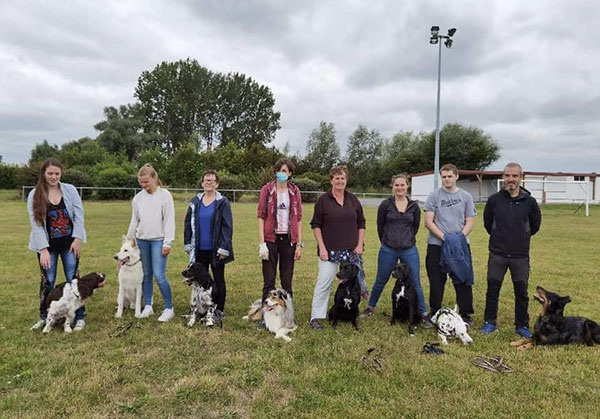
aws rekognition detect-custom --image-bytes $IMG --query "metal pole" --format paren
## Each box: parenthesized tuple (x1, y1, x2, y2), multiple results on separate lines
(434, 38, 442, 190)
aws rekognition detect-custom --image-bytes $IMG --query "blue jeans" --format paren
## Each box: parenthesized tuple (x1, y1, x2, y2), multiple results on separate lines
(368, 245, 427, 315)
(137, 239, 173, 309)
(38, 248, 84, 320)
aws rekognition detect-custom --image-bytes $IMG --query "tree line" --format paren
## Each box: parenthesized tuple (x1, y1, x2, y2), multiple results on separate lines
(0, 58, 500, 196)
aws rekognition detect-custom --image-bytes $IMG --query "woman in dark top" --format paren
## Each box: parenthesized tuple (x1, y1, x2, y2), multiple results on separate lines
(361, 174, 430, 322)
(309, 165, 367, 330)
(27, 158, 87, 331)
(183, 169, 234, 316)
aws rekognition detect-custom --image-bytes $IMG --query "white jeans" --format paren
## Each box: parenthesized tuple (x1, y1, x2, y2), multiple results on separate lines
(310, 259, 339, 320)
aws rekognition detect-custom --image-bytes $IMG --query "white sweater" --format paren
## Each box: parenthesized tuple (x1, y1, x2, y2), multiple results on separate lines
(126, 187, 175, 248)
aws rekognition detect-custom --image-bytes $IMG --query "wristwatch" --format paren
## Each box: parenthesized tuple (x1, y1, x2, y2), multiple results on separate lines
(297, 242, 304, 248)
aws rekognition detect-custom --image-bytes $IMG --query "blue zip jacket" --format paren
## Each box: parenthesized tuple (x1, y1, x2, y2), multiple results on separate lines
(439, 232, 474, 286)
(183, 191, 234, 266)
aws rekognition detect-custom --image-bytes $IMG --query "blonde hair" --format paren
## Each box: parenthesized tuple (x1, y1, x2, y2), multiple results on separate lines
(137, 164, 163, 187)
(391, 173, 410, 187)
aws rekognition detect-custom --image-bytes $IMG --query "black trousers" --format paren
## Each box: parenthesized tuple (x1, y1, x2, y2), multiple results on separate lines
(426, 244, 474, 318)
(483, 252, 529, 328)
(196, 250, 226, 312)
(262, 234, 296, 301)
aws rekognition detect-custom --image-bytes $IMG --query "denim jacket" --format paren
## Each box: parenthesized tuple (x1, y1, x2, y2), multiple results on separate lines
(27, 182, 87, 252)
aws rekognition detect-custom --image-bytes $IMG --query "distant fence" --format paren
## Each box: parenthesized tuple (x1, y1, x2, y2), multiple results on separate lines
(22, 186, 390, 206)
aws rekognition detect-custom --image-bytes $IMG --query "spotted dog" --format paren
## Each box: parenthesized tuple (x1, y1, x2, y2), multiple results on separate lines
(431, 305, 473, 345)
(181, 262, 221, 327)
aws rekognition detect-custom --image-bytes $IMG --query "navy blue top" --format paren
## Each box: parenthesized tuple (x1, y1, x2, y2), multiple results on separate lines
(198, 200, 216, 250)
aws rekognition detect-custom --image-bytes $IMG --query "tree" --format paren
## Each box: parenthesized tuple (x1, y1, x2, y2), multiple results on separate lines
(59, 137, 110, 169)
(345, 124, 384, 187)
(165, 142, 201, 187)
(29, 140, 59, 164)
(135, 59, 281, 154)
(304, 121, 341, 172)
(412, 123, 500, 172)
(94, 104, 155, 160)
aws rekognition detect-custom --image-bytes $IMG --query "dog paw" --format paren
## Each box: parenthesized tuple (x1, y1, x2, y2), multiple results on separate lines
(42, 328, 50, 334)
(115, 313, 122, 318)
(64, 327, 72, 333)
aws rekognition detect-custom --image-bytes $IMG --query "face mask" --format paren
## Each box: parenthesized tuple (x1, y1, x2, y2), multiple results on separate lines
(276, 172, 289, 183)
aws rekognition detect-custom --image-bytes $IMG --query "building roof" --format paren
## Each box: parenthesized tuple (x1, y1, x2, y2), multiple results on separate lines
(410, 169, 598, 178)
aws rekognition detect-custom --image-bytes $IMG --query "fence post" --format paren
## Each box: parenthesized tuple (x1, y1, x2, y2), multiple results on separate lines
(22, 186, 25, 202)
(233, 190, 236, 203)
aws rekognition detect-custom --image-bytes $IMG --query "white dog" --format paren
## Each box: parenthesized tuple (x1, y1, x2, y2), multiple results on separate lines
(431, 305, 473, 345)
(243, 289, 297, 342)
(114, 237, 143, 318)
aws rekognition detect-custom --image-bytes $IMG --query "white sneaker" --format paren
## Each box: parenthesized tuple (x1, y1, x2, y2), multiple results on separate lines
(73, 319, 86, 331)
(139, 305, 154, 318)
(30, 319, 46, 330)
(158, 308, 174, 322)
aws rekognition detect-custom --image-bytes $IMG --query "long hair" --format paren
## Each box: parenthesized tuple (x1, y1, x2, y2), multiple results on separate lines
(33, 158, 63, 225)
(137, 163, 163, 187)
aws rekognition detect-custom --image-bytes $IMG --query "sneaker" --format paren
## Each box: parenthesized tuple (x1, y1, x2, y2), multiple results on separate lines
(515, 326, 532, 339)
(462, 315, 473, 328)
(359, 307, 374, 319)
(73, 319, 85, 331)
(30, 319, 46, 330)
(480, 322, 498, 334)
(309, 319, 324, 330)
(158, 308, 174, 322)
(421, 314, 435, 329)
(139, 305, 154, 318)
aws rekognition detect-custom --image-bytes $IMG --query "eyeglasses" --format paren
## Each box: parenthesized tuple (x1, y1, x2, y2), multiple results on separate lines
(203, 179, 217, 184)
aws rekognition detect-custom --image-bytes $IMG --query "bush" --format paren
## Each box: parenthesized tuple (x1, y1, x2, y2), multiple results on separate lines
(0, 163, 20, 189)
(217, 174, 245, 202)
(95, 167, 139, 200)
(297, 171, 330, 190)
(293, 177, 322, 203)
(61, 169, 91, 198)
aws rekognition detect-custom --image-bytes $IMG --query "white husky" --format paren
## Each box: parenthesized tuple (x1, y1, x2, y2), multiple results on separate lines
(114, 237, 144, 318)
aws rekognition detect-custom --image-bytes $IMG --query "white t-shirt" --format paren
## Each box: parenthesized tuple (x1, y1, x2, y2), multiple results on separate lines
(276, 191, 290, 234)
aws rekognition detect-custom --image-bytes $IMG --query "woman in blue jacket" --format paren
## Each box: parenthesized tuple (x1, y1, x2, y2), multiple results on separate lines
(28, 158, 87, 331)
(361, 174, 429, 322)
(183, 170, 234, 315)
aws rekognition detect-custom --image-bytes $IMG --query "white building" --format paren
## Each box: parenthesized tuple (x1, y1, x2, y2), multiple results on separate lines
(410, 170, 599, 204)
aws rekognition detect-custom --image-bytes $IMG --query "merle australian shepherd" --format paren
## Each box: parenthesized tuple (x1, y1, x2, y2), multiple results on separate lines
(511, 286, 600, 349)
(42, 272, 106, 334)
(181, 262, 220, 327)
(390, 263, 421, 336)
(328, 262, 361, 330)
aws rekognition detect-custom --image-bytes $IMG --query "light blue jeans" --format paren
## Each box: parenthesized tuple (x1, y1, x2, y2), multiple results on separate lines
(39, 248, 85, 321)
(137, 239, 173, 309)
(368, 245, 427, 315)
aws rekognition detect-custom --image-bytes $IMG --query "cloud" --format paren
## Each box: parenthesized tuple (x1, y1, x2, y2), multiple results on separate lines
(0, 0, 598, 174)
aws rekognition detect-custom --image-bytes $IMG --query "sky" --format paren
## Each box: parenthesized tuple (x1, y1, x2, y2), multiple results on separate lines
(1, 0, 599, 173)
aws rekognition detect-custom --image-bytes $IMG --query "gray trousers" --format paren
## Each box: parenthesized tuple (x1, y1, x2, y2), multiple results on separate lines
(310, 259, 339, 320)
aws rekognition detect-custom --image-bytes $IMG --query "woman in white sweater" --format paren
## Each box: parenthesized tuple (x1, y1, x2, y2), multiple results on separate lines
(126, 164, 175, 322)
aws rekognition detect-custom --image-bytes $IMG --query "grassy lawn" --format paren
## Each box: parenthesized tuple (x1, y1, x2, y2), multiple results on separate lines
(1, 190, 599, 418)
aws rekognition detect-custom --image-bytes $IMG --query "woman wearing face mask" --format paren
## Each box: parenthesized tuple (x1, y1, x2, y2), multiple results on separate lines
(257, 158, 303, 302)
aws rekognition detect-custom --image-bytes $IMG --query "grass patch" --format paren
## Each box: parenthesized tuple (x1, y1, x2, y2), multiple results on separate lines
(0, 199, 599, 417)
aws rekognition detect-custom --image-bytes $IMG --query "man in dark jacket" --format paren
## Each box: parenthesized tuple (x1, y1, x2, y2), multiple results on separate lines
(480, 162, 542, 338)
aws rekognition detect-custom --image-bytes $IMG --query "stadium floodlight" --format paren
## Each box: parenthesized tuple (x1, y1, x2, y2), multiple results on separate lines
(429, 26, 457, 189)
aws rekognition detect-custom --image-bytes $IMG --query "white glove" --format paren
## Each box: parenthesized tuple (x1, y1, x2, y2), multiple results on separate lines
(258, 242, 269, 260)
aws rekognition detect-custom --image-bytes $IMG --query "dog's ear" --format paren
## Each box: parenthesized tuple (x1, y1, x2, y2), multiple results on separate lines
(559, 296, 571, 306)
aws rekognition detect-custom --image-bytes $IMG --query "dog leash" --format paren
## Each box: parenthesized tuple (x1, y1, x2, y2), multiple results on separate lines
(110, 321, 139, 338)
(422, 342, 445, 355)
(472, 355, 513, 373)
(360, 347, 384, 372)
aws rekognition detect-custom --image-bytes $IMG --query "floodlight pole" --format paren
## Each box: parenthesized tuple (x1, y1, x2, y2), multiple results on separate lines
(434, 39, 442, 190)
(430, 27, 456, 190)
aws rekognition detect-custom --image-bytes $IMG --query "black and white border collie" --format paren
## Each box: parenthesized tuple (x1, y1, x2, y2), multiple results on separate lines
(390, 263, 420, 336)
(243, 289, 297, 342)
(181, 262, 220, 327)
(42, 272, 106, 334)
(328, 262, 361, 330)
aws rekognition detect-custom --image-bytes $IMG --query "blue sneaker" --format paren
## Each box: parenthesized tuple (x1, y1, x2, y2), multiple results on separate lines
(515, 326, 532, 339)
(480, 322, 498, 334)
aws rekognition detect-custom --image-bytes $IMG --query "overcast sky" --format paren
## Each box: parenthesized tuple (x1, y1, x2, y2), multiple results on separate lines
(1, 0, 599, 173)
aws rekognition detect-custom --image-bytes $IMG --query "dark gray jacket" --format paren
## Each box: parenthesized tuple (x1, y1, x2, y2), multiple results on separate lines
(377, 197, 420, 250)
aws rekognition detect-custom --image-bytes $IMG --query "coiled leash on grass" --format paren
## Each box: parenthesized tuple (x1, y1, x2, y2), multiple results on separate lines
(472, 355, 513, 373)
(110, 321, 139, 338)
(360, 347, 384, 372)
(422, 342, 445, 355)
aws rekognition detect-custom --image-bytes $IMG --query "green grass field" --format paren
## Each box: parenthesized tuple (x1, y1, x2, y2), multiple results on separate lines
(1, 190, 599, 418)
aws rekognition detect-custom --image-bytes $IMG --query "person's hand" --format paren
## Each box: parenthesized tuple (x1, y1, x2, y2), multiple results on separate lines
(70, 238, 82, 258)
(259, 242, 269, 260)
(294, 246, 302, 261)
(218, 254, 226, 260)
(319, 247, 329, 261)
(353, 244, 364, 256)
(39, 248, 51, 270)
(162, 246, 170, 256)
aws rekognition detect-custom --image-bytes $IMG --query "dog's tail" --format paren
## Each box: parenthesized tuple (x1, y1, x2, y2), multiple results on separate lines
(242, 299, 263, 321)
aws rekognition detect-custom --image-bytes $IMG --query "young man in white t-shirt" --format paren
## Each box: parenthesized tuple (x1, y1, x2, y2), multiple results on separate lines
(424, 164, 476, 325)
